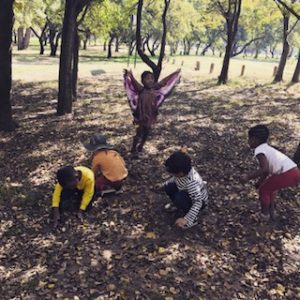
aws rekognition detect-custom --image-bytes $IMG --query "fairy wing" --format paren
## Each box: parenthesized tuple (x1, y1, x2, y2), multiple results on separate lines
(155, 70, 181, 107)
(123, 72, 142, 113)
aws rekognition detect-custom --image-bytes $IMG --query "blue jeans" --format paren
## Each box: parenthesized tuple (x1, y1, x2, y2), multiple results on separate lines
(164, 182, 192, 213)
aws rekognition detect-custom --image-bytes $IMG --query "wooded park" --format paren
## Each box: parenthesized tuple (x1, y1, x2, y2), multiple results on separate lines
(0, 0, 300, 299)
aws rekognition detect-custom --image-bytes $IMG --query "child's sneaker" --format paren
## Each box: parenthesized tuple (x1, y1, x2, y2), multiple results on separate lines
(164, 203, 177, 212)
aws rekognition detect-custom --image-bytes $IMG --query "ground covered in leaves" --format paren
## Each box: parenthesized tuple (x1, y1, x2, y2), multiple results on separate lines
(1, 76, 300, 300)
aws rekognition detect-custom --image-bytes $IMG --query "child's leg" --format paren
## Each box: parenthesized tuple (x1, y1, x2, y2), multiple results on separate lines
(137, 126, 150, 152)
(131, 126, 142, 153)
(259, 168, 300, 216)
(59, 189, 80, 213)
(165, 182, 179, 201)
(173, 191, 193, 214)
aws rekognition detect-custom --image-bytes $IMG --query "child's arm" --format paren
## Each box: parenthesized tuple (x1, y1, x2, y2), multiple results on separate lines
(52, 183, 62, 228)
(182, 182, 207, 227)
(241, 153, 269, 183)
(79, 178, 95, 211)
(157, 69, 181, 88)
(124, 69, 143, 92)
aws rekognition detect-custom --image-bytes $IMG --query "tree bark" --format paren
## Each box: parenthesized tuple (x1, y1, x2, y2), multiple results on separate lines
(115, 36, 119, 52)
(0, 0, 16, 131)
(201, 43, 212, 56)
(107, 35, 114, 59)
(23, 28, 31, 49)
(136, 0, 171, 81)
(57, 0, 91, 115)
(292, 48, 300, 82)
(72, 33, 80, 101)
(49, 26, 61, 56)
(103, 39, 107, 51)
(30, 22, 48, 55)
(57, 1, 77, 115)
(218, 0, 242, 85)
(17, 27, 24, 50)
(274, 15, 290, 82)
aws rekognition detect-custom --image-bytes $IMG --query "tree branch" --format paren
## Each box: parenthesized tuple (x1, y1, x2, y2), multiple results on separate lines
(232, 36, 264, 57)
(274, 0, 300, 19)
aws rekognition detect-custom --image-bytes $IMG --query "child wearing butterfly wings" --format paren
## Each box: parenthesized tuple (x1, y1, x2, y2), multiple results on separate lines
(124, 69, 181, 157)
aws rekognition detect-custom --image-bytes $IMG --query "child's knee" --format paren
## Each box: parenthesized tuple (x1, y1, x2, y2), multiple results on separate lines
(164, 182, 177, 196)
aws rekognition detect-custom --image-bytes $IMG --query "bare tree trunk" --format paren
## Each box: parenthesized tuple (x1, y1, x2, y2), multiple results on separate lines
(30, 22, 48, 55)
(201, 43, 212, 56)
(274, 15, 290, 82)
(136, 0, 171, 81)
(292, 48, 300, 82)
(218, 0, 242, 85)
(57, 1, 77, 115)
(0, 0, 16, 131)
(107, 35, 114, 59)
(115, 36, 119, 52)
(49, 27, 62, 57)
(103, 39, 107, 51)
(23, 28, 31, 48)
(72, 32, 80, 101)
(17, 27, 24, 50)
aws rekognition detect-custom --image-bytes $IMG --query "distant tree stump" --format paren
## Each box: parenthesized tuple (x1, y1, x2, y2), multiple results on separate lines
(209, 63, 214, 74)
(195, 61, 200, 71)
(240, 65, 245, 76)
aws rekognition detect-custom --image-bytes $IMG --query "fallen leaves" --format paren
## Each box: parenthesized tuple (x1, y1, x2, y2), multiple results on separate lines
(145, 231, 157, 239)
(1, 78, 300, 300)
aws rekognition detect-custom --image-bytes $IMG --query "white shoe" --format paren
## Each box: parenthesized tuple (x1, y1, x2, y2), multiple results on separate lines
(164, 203, 177, 212)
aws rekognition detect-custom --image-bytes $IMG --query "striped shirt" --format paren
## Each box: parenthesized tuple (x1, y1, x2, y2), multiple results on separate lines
(165, 168, 208, 227)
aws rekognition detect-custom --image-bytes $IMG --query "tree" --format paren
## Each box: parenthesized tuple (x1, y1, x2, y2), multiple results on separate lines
(14, 0, 46, 50)
(211, 0, 242, 85)
(136, 0, 171, 81)
(30, 22, 48, 55)
(0, 0, 16, 131)
(57, 0, 92, 115)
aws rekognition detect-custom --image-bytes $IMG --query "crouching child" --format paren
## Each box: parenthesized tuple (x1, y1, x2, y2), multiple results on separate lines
(163, 151, 208, 229)
(52, 166, 95, 228)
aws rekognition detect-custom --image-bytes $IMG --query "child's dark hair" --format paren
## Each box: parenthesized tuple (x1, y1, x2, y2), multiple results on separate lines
(248, 125, 269, 143)
(57, 166, 77, 186)
(141, 71, 153, 82)
(165, 151, 192, 175)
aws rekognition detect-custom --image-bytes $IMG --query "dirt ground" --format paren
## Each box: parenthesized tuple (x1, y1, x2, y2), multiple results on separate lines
(0, 76, 300, 300)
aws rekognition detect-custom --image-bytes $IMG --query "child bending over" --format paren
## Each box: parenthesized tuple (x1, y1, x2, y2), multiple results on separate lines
(52, 166, 95, 228)
(84, 134, 128, 195)
(124, 69, 181, 157)
(163, 151, 208, 229)
(241, 125, 300, 220)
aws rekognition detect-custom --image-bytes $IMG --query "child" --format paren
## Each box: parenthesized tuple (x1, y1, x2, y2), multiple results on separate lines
(52, 166, 95, 228)
(124, 69, 181, 157)
(241, 125, 300, 220)
(84, 134, 128, 195)
(294, 142, 300, 167)
(163, 151, 208, 228)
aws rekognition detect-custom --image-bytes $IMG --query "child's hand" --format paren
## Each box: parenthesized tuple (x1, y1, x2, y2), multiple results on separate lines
(123, 69, 131, 76)
(53, 208, 60, 229)
(175, 218, 187, 228)
(240, 174, 249, 183)
(155, 183, 165, 192)
(77, 211, 84, 222)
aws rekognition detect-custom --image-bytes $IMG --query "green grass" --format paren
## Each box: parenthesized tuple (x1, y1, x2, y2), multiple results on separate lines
(12, 42, 299, 84)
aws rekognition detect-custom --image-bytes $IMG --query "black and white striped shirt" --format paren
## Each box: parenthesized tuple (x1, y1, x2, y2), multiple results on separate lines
(165, 168, 208, 227)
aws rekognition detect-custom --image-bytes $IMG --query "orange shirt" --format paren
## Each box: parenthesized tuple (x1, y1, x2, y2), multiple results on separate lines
(92, 150, 128, 182)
